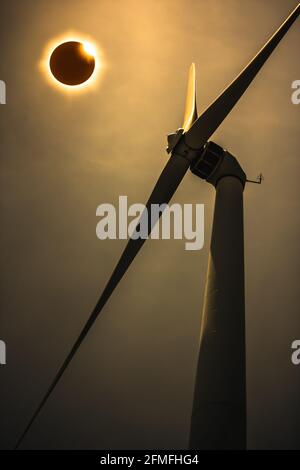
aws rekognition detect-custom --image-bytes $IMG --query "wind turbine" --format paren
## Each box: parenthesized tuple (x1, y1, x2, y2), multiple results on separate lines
(15, 3, 300, 450)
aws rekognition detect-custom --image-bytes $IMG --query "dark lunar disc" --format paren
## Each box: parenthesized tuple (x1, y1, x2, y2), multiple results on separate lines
(49, 41, 95, 86)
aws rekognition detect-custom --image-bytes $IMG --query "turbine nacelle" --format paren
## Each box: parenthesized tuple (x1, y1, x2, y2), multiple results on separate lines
(191, 142, 246, 188)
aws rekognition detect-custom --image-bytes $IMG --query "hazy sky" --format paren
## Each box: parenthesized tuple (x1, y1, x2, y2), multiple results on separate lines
(0, 0, 299, 450)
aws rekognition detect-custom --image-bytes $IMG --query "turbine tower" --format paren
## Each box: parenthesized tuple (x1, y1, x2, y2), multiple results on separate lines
(189, 116, 247, 450)
(15, 3, 300, 450)
(170, 64, 248, 449)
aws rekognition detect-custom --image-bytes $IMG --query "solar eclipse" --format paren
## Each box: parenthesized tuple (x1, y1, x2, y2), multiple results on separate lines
(49, 41, 95, 86)
(41, 33, 101, 92)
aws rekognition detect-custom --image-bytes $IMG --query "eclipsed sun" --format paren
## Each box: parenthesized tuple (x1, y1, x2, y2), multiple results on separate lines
(41, 33, 102, 93)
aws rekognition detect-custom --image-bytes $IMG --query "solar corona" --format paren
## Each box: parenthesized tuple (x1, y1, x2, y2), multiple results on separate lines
(41, 33, 101, 92)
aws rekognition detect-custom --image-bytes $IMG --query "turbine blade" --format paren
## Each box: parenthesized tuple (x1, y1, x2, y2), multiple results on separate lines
(185, 3, 300, 149)
(182, 63, 198, 132)
(14, 153, 190, 449)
